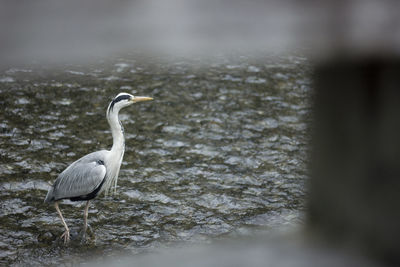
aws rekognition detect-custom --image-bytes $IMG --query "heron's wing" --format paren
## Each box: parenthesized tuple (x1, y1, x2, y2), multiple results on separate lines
(50, 158, 107, 201)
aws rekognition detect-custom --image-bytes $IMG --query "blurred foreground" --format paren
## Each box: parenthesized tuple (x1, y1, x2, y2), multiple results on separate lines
(1, 0, 399, 65)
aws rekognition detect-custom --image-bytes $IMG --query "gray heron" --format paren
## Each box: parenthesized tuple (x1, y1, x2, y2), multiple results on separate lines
(44, 92, 153, 243)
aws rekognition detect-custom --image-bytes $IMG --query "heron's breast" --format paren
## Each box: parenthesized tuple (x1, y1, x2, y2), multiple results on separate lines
(105, 150, 124, 179)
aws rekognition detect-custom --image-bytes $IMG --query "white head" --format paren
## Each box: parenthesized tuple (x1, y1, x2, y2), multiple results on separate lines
(107, 92, 153, 114)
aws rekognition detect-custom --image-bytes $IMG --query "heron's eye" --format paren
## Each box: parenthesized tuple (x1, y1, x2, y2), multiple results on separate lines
(108, 94, 132, 112)
(114, 94, 131, 103)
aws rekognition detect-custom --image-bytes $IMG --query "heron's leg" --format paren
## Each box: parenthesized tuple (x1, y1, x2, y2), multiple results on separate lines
(54, 201, 70, 243)
(83, 200, 90, 232)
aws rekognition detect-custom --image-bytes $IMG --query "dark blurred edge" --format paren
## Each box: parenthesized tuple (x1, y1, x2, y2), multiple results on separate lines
(309, 56, 400, 266)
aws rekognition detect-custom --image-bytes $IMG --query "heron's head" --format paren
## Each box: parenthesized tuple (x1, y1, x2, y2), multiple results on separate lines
(108, 92, 153, 113)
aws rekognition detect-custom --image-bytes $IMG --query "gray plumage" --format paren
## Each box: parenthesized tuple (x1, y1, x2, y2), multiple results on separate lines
(45, 151, 107, 202)
(44, 92, 153, 243)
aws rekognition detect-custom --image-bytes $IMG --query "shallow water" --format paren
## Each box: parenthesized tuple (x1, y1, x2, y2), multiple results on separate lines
(0, 53, 311, 265)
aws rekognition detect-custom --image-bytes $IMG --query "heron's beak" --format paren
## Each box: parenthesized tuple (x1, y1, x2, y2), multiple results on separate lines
(132, 96, 153, 103)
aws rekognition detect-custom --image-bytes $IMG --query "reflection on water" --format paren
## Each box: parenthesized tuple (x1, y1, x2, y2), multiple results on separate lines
(0, 53, 311, 265)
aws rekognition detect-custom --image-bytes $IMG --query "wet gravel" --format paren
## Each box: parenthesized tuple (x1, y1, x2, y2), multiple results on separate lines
(0, 53, 312, 265)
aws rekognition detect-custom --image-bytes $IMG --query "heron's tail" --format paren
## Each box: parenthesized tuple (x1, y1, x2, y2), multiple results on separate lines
(44, 186, 55, 203)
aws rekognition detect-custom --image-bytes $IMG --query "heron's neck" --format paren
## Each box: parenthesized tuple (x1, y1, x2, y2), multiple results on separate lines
(107, 110, 125, 155)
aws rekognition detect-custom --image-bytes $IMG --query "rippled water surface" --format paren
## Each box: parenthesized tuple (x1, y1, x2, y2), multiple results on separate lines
(0, 53, 311, 265)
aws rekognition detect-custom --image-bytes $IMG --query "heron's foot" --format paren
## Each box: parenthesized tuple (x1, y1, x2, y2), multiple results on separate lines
(81, 223, 92, 234)
(81, 228, 87, 241)
(80, 224, 95, 244)
(60, 230, 70, 244)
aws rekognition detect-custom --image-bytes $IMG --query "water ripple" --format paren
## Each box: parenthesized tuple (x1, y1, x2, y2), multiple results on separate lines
(0, 53, 311, 265)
